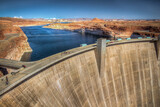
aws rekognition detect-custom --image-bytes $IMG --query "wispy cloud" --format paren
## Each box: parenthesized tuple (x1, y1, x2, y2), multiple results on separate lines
(14, 16, 23, 18)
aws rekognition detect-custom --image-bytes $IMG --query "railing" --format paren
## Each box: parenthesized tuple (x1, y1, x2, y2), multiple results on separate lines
(0, 59, 35, 69)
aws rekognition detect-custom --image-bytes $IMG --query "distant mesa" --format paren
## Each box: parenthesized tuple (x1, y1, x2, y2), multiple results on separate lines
(91, 18, 104, 22)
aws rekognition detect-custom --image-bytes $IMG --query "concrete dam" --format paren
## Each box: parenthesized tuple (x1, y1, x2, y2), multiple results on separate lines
(0, 38, 160, 107)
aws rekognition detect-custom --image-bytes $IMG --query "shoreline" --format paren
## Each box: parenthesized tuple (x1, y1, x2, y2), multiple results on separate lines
(18, 24, 50, 27)
(44, 20, 160, 39)
(44, 25, 112, 38)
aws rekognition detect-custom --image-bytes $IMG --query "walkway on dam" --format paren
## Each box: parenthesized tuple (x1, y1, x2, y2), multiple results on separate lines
(0, 38, 157, 69)
(0, 38, 158, 96)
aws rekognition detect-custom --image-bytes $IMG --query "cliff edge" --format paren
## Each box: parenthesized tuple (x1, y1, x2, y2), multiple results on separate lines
(0, 17, 50, 77)
(45, 18, 160, 38)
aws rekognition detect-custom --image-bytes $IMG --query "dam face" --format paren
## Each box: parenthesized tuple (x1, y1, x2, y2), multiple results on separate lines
(0, 39, 160, 107)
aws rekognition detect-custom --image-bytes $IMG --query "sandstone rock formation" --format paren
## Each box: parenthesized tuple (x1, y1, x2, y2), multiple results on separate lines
(45, 18, 160, 38)
(0, 17, 50, 60)
(0, 17, 50, 77)
(0, 20, 31, 59)
(91, 18, 105, 22)
(0, 17, 50, 26)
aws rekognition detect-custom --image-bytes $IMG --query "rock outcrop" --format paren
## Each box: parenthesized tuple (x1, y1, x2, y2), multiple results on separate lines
(91, 18, 105, 22)
(0, 20, 32, 60)
(0, 17, 50, 77)
(0, 17, 50, 60)
(0, 17, 50, 26)
(45, 19, 160, 38)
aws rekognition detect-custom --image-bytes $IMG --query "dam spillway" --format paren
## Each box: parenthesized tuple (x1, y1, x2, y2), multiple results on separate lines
(0, 38, 160, 107)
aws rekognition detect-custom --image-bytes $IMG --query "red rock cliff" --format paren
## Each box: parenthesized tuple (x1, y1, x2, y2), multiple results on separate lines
(0, 17, 50, 61)
(45, 19, 160, 38)
(0, 20, 32, 61)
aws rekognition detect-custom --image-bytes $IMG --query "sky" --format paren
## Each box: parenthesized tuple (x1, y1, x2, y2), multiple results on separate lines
(0, 0, 160, 19)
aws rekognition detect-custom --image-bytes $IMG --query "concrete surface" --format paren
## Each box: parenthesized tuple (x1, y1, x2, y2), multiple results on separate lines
(0, 38, 159, 107)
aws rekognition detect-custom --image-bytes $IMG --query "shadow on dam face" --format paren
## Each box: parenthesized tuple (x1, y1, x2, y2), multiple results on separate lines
(0, 40, 160, 107)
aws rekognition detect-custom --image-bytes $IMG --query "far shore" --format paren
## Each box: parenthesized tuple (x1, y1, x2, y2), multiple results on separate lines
(17, 24, 50, 27)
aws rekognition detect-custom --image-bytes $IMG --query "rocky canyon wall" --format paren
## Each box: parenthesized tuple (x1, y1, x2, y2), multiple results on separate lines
(0, 20, 32, 60)
(45, 18, 160, 38)
(0, 17, 50, 60)
(0, 17, 50, 76)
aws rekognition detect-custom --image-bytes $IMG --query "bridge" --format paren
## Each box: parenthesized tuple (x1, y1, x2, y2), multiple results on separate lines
(0, 38, 160, 107)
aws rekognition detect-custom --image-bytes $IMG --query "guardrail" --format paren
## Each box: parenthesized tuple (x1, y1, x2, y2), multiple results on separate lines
(0, 59, 35, 69)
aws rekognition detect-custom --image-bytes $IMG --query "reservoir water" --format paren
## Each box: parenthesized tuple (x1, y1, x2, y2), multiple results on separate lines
(21, 25, 99, 61)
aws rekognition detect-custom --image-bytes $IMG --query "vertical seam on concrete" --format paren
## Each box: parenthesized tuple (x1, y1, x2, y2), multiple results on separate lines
(77, 59, 92, 107)
(152, 43, 160, 106)
(79, 53, 98, 107)
(69, 74, 83, 106)
(65, 63, 75, 107)
(141, 43, 148, 107)
(137, 43, 144, 107)
(148, 43, 155, 107)
(121, 46, 130, 107)
(104, 47, 112, 107)
(110, 66, 119, 107)
(55, 79, 68, 107)
(119, 45, 129, 107)
(104, 73, 112, 107)
(98, 49, 107, 107)
(48, 87, 63, 107)
(154, 41, 160, 94)
(122, 63, 130, 107)
(69, 57, 87, 107)
(55, 61, 73, 107)
(9, 92, 24, 107)
(85, 51, 98, 107)
(156, 36, 160, 60)
(77, 54, 92, 107)
(155, 36, 160, 95)
(128, 46, 138, 106)
(99, 77, 107, 107)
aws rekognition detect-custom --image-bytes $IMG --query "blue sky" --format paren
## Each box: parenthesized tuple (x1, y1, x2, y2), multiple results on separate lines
(0, 0, 160, 19)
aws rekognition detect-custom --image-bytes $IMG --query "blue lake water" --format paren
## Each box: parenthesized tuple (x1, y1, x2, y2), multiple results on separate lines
(131, 34, 143, 38)
(21, 25, 100, 61)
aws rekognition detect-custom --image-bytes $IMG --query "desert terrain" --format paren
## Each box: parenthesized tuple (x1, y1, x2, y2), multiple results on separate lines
(0, 17, 160, 77)
(45, 18, 160, 38)
(0, 17, 50, 76)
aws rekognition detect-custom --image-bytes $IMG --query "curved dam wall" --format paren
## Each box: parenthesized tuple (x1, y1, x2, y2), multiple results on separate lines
(0, 40, 160, 107)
